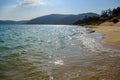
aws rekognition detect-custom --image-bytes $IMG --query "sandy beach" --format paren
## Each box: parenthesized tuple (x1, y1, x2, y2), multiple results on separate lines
(93, 22, 120, 47)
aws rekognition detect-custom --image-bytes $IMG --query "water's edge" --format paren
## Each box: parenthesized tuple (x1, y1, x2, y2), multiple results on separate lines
(0, 25, 120, 80)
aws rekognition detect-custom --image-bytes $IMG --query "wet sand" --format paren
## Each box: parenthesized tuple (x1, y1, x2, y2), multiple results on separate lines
(93, 25, 120, 47)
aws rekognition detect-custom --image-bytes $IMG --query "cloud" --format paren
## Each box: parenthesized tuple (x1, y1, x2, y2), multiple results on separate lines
(14, 0, 45, 8)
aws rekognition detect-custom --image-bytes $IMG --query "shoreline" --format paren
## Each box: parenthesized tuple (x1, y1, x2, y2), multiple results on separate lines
(92, 25, 120, 47)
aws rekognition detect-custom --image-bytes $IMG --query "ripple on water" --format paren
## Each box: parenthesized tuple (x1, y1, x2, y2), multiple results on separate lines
(0, 25, 120, 80)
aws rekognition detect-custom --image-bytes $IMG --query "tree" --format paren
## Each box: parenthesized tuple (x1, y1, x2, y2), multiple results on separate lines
(100, 10, 109, 21)
(112, 7, 120, 17)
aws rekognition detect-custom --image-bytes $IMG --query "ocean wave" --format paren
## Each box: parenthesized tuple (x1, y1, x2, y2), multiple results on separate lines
(75, 31, 120, 56)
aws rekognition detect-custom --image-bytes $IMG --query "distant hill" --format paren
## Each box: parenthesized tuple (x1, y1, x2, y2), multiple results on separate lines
(59, 13, 99, 24)
(0, 20, 28, 24)
(27, 14, 67, 24)
(0, 20, 18, 24)
(0, 13, 99, 25)
(27, 13, 99, 24)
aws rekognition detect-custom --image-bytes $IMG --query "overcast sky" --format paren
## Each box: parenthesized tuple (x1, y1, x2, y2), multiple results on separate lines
(0, 0, 120, 20)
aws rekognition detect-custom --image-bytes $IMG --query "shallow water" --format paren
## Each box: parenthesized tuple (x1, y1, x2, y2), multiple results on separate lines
(0, 25, 120, 80)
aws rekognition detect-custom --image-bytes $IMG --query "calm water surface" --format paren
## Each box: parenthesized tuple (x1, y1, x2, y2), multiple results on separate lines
(0, 25, 120, 80)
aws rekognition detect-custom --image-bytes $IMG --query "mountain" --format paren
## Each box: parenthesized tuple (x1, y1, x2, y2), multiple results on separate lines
(27, 14, 68, 24)
(73, 16, 100, 25)
(0, 13, 99, 25)
(17, 20, 29, 24)
(27, 13, 99, 24)
(0, 20, 28, 24)
(59, 13, 99, 24)
(0, 20, 18, 24)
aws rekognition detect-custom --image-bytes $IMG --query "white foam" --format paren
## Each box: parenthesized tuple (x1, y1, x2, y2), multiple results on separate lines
(75, 32, 120, 55)
(49, 59, 64, 65)
(54, 60, 64, 65)
(49, 76, 54, 80)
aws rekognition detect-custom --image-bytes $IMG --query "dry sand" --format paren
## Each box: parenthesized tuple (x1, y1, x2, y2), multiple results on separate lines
(93, 22, 120, 47)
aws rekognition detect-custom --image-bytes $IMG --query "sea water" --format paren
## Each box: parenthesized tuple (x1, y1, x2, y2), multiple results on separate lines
(0, 25, 120, 80)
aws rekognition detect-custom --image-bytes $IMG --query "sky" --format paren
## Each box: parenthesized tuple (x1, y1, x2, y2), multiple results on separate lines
(0, 0, 120, 21)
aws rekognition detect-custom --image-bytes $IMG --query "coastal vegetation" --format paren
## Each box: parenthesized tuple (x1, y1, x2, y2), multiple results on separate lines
(74, 7, 120, 25)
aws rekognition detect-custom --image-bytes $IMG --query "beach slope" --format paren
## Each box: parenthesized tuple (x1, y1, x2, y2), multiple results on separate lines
(93, 22, 120, 47)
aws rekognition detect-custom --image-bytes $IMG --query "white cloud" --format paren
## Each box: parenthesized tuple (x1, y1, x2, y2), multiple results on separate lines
(14, 0, 45, 8)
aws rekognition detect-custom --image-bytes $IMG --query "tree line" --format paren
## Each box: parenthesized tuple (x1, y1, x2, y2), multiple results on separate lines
(74, 7, 120, 25)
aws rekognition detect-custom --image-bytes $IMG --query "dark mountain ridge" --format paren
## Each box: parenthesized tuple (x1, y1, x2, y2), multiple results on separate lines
(0, 12, 99, 25)
(27, 13, 99, 24)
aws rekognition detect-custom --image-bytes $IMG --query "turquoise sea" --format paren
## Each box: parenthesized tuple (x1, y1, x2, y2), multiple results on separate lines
(0, 25, 120, 80)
